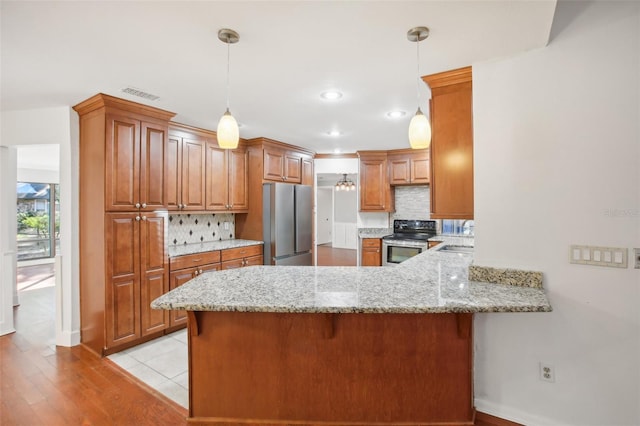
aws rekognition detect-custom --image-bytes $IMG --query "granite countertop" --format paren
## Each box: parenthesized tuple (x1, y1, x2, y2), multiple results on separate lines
(168, 239, 263, 257)
(358, 228, 392, 238)
(152, 237, 552, 314)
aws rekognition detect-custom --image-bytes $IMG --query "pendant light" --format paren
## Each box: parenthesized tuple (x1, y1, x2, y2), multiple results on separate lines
(407, 26, 431, 150)
(217, 28, 240, 149)
(335, 174, 356, 191)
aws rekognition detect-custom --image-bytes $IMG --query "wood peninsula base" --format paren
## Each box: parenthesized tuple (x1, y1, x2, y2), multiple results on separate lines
(187, 311, 475, 425)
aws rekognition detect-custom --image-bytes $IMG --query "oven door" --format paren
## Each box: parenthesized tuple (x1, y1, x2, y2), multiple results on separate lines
(382, 240, 426, 266)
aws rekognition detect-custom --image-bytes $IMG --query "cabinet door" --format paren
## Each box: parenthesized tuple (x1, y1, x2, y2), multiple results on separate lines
(169, 268, 197, 327)
(140, 213, 168, 336)
(244, 255, 264, 267)
(166, 135, 182, 210)
(205, 144, 229, 211)
(181, 137, 207, 210)
(429, 81, 473, 218)
(140, 122, 168, 210)
(410, 154, 430, 184)
(361, 248, 382, 266)
(105, 213, 141, 348)
(263, 148, 285, 181)
(284, 153, 302, 183)
(389, 157, 411, 185)
(302, 157, 314, 186)
(359, 157, 391, 211)
(106, 116, 140, 211)
(228, 149, 249, 211)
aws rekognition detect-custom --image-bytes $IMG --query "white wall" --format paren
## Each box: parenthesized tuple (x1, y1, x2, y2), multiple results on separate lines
(0, 147, 17, 335)
(472, 1, 639, 424)
(0, 107, 80, 345)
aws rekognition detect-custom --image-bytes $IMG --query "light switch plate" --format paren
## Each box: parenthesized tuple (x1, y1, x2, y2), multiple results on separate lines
(569, 245, 628, 268)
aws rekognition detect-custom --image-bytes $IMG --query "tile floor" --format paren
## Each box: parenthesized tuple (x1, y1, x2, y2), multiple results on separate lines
(107, 330, 189, 409)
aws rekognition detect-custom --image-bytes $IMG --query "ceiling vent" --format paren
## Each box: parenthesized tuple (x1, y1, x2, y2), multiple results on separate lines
(121, 87, 160, 101)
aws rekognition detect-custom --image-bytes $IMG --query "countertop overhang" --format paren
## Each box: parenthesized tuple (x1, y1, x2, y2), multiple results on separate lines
(152, 239, 552, 314)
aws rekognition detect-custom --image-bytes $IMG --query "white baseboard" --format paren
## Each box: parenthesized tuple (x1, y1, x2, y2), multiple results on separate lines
(475, 398, 567, 426)
(56, 329, 81, 347)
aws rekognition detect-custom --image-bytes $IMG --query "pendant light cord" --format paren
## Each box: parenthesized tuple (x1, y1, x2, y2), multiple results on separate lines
(226, 38, 230, 110)
(415, 36, 421, 109)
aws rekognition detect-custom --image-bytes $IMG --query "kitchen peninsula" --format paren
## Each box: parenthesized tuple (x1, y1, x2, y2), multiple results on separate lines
(152, 241, 551, 425)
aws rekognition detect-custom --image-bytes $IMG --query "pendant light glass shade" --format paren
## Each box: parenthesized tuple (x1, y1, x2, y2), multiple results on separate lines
(217, 109, 239, 149)
(408, 107, 431, 149)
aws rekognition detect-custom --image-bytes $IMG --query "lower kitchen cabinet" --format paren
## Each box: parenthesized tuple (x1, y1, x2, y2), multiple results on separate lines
(361, 238, 382, 266)
(168, 251, 221, 328)
(104, 212, 169, 353)
(221, 245, 263, 270)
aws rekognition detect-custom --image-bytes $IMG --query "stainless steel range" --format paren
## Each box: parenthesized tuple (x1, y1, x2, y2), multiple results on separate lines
(381, 220, 437, 266)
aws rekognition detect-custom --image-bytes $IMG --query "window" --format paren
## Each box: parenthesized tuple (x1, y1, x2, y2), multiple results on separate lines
(17, 182, 60, 260)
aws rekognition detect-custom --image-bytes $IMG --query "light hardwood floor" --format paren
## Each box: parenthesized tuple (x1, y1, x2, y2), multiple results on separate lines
(316, 243, 357, 266)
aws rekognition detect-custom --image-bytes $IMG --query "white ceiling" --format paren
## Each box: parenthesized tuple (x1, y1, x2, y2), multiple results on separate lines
(1, 1, 557, 154)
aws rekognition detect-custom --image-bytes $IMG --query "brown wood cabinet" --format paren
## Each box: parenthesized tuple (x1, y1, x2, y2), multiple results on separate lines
(302, 156, 314, 186)
(263, 145, 303, 183)
(167, 124, 208, 211)
(388, 149, 430, 185)
(74, 94, 175, 356)
(358, 151, 394, 212)
(206, 142, 249, 212)
(220, 244, 263, 270)
(235, 138, 315, 243)
(423, 66, 474, 219)
(105, 115, 169, 211)
(361, 238, 382, 266)
(168, 251, 222, 328)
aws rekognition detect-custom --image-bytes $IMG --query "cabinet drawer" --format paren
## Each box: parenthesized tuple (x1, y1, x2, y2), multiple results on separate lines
(221, 245, 263, 262)
(169, 251, 221, 271)
(362, 238, 382, 248)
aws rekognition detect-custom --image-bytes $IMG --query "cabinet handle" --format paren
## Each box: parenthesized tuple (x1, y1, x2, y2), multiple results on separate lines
(135, 203, 141, 208)
(194, 270, 199, 276)
(192, 258, 202, 262)
(229, 204, 233, 209)
(225, 204, 230, 209)
(141, 216, 147, 221)
(141, 203, 147, 208)
(135, 216, 141, 221)
(199, 269, 203, 274)
(376, 249, 380, 253)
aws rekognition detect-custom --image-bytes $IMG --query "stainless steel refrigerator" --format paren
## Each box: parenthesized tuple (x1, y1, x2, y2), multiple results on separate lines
(263, 183, 312, 266)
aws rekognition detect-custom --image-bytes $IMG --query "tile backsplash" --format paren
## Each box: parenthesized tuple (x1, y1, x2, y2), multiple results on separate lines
(391, 185, 430, 221)
(168, 213, 235, 245)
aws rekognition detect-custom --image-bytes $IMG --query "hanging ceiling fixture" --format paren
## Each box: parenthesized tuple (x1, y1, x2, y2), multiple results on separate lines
(407, 26, 432, 150)
(335, 174, 356, 191)
(217, 28, 240, 149)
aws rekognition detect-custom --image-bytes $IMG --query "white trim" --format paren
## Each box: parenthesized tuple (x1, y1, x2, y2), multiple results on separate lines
(475, 398, 569, 426)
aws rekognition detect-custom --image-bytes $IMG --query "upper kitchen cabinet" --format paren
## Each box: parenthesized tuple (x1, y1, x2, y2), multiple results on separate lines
(358, 151, 394, 212)
(167, 124, 208, 212)
(388, 149, 430, 186)
(86, 100, 170, 212)
(263, 144, 303, 183)
(301, 156, 314, 186)
(206, 139, 249, 213)
(423, 66, 474, 219)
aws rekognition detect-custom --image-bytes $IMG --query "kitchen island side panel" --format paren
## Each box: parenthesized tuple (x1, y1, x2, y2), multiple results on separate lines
(188, 311, 474, 425)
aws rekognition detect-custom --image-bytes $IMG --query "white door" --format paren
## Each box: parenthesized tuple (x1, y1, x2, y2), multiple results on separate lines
(316, 187, 333, 245)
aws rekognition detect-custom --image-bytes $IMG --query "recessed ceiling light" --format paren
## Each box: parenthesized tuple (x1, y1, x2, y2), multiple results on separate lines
(334, 148, 341, 154)
(320, 91, 343, 100)
(327, 130, 341, 137)
(386, 110, 406, 118)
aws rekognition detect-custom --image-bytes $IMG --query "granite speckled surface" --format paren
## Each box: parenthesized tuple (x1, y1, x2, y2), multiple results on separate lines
(468, 265, 543, 288)
(357, 228, 392, 238)
(152, 238, 551, 314)
(168, 239, 263, 257)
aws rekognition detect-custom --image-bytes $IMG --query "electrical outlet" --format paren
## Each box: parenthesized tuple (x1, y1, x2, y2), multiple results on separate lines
(634, 248, 640, 269)
(224, 222, 230, 230)
(539, 363, 555, 383)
